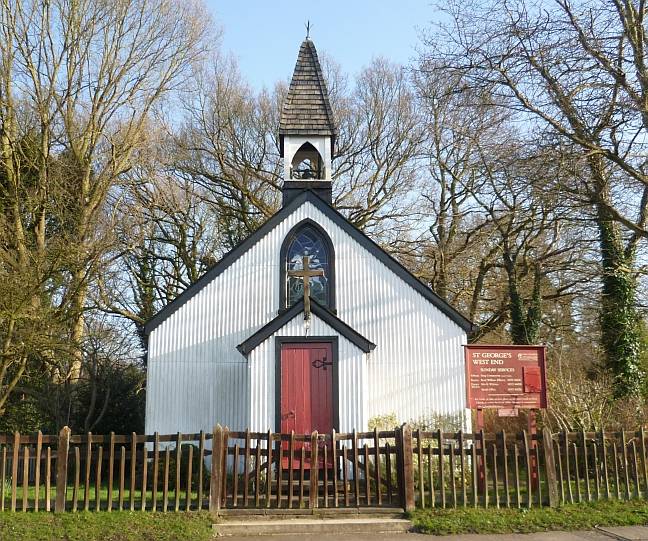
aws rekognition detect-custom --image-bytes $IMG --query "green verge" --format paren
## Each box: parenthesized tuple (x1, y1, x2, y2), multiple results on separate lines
(410, 500, 648, 535)
(0, 511, 214, 541)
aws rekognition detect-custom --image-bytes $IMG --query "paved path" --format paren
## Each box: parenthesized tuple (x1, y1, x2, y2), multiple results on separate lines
(221, 525, 648, 540)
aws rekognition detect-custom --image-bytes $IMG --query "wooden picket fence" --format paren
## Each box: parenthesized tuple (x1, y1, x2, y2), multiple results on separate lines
(0, 429, 213, 513)
(1, 425, 648, 513)
(212, 428, 403, 511)
(411, 427, 648, 509)
(411, 428, 549, 509)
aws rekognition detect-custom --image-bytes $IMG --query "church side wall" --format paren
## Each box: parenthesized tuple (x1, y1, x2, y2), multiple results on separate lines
(146, 303, 250, 435)
(248, 312, 367, 433)
(146, 200, 468, 436)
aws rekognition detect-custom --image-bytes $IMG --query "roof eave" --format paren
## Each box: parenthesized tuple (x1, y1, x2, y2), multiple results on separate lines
(144, 189, 475, 336)
(143, 191, 312, 336)
(302, 190, 476, 334)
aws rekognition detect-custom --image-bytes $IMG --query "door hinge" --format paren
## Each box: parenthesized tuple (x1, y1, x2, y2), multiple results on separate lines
(311, 355, 332, 370)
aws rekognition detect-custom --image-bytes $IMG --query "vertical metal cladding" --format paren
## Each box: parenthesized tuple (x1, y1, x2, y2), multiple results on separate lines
(146, 201, 468, 436)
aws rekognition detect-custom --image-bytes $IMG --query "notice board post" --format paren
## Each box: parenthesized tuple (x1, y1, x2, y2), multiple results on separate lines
(465, 345, 548, 494)
(474, 408, 486, 493)
(528, 409, 539, 490)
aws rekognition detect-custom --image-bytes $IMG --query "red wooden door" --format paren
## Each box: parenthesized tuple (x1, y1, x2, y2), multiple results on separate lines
(280, 342, 333, 467)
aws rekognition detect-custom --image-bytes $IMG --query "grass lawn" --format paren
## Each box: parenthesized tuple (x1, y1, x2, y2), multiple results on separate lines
(3, 499, 648, 539)
(0, 511, 215, 541)
(3, 484, 206, 511)
(410, 499, 648, 535)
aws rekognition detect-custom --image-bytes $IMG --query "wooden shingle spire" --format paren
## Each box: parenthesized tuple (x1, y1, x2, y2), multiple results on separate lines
(279, 40, 336, 140)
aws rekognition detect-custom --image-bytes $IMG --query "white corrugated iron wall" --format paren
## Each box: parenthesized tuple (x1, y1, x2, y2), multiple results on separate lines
(300, 204, 469, 426)
(146, 201, 467, 436)
(248, 312, 367, 433)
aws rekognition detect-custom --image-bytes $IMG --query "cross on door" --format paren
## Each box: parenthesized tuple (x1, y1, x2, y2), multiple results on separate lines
(288, 255, 325, 320)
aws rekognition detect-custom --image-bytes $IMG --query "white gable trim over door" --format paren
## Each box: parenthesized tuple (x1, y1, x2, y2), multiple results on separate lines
(247, 310, 368, 433)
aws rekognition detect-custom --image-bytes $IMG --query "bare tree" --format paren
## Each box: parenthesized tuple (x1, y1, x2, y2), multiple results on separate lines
(0, 0, 212, 411)
(171, 55, 282, 238)
(472, 143, 587, 343)
(413, 69, 506, 310)
(332, 58, 425, 248)
(421, 0, 648, 395)
(96, 165, 228, 352)
(414, 66, 587, 344)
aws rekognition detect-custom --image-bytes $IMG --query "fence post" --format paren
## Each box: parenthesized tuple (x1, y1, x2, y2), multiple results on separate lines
(55, 426, 71, 513)
(10, 431, 19, 512)
(542, 428, 559, 507)
(309, 431, 319, 509)
(396, 424, 415, 512)
(210, 424, 224, 515)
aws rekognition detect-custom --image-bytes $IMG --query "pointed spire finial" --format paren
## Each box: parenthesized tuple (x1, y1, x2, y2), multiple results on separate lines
(305, 20, 311, 40)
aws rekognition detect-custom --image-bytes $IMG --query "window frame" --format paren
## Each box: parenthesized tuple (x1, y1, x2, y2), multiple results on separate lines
(279, 218, 336, 312)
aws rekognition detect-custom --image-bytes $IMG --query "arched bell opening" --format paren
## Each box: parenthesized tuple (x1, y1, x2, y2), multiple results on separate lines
(290, 142, 324, 179)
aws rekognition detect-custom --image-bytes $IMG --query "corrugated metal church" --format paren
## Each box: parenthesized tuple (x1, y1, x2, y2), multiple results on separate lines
(144, 39, 474, 437)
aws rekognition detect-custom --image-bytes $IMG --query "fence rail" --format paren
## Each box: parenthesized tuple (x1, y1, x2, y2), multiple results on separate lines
(0, 425, 646, 513)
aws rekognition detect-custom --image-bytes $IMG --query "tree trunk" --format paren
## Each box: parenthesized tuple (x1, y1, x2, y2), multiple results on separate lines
(504, 245, 543, 345)
(68, 274, 87, 381)
(590, 155, 644, 397)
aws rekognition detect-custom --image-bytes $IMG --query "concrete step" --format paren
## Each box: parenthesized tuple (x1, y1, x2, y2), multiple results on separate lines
(212, 517, 412, 537)
(217, 506, 405, 519)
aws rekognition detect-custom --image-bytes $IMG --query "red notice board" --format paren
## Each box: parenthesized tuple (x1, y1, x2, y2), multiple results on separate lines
(464, 345, 548, 409)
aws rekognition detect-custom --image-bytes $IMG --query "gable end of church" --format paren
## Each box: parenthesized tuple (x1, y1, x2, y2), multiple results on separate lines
(145, 189, 474, 336)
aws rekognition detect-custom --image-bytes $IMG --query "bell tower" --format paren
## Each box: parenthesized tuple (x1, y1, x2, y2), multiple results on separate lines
(279, 38, 336, 206)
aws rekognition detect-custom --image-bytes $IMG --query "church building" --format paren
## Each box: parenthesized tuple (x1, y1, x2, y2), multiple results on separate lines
(144, 39, 474, 436)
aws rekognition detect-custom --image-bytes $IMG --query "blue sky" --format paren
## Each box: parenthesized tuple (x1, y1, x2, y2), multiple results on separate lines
(205, 1, 439, 89)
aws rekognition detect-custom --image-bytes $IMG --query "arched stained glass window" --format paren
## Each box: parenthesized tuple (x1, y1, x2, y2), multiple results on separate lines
(284, 224, 332, 308)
